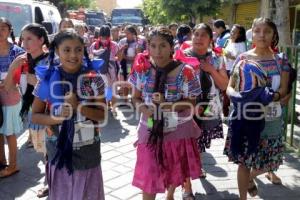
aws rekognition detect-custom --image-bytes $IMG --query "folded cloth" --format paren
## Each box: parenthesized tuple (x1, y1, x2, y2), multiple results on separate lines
(229, 87, 274, 158)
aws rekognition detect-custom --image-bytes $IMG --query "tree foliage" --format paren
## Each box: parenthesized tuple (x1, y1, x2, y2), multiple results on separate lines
(49, 0, 92, 14)
(143, 0, 221, 24)
(143, 0, 170, 25)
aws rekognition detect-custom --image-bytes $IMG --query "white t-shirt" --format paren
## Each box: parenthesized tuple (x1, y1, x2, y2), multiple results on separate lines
(224, 40, 247, 71)
(246, 29, 252, 42)
(118, 38, 138, 58)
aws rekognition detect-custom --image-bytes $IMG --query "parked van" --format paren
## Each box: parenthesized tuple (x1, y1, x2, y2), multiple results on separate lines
(85, 10, 106, 29)
(0, 0, 61, 37)
(111, 8, 145, 26)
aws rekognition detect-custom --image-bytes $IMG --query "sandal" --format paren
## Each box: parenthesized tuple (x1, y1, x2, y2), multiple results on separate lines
(0, 166, 20, 178)
(200, 168, 206, 178)
(37, 187, 49, 198)
(182, 192, 195, 200)
(111, 110, 117, 118)
(247, 180, 258, 197)
(265, 173, 282, 185)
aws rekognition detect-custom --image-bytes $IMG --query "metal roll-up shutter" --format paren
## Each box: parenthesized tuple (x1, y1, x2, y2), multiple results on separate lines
(235, 1, 259, 29)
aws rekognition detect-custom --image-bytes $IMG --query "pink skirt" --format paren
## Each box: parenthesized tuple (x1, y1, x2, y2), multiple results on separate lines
(132, 138, 201, 194)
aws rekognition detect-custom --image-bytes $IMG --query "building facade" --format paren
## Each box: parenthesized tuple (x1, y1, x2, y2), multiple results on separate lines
(202, 0, 300, 44)
(96, 0, 117, 16)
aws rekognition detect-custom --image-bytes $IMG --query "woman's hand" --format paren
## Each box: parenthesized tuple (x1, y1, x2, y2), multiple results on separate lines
(121, 44, 128, 51)
(64, 92, 79, 110)
(224, 51, 231, 58)
(201, 59, 215, 73)
(224, 51, 236, 60)
(26, 73, 37, 86)
(60, 104, 73, 118)
(10, 53, 27, 71)
(152, 92, 165, 104)
(280, 93, 291, 106)
(142, 107, 154, 119)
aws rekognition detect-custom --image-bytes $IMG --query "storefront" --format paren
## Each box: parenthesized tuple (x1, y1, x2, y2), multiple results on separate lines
(235, 0, 260, 29)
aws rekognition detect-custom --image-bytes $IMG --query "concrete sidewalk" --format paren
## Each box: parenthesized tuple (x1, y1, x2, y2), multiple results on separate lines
(0, 109, 300, 200)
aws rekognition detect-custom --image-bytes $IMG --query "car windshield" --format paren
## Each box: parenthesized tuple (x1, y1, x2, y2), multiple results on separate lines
(0, 2, 32, 37)
(86, 18, 105, 26)
(112, 16, 142, 25)
(112, 9, 142, 16)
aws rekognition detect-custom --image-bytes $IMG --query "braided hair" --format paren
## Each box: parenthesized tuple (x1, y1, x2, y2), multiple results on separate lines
(19, 23, 50, 119)
(95, 25, 111, 50)
(192, 23, 215, 110)
(147, 27, 178, 167)
(176, 24, 192, 45)
(48, 28, 92, 74)
(48, 29, 93, 174)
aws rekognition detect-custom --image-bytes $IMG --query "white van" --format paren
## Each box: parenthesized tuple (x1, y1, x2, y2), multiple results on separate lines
(0, 0, 61, 37)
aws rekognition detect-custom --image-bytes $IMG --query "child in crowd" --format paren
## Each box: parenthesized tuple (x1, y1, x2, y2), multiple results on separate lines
(31, 29, 106, 200)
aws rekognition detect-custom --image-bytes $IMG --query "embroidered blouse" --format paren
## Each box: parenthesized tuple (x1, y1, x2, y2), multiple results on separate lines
(128, 62, 202, 143)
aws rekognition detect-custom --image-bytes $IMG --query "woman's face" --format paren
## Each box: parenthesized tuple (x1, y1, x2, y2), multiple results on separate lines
(149, 35, 172, 67)
(56, 38, 84, 73)
(213, 26, 223, 36)
(252, 23, 274, 49)
(76, 26, 85, 36)
(0, 22, 10, 42)
(111, 29, 119, 39)
(100, 36, 109, 41)
(125, 30, 135, 41)
(192, 28, 212, 52)
(170, 26, 177, 37)
(21, 30, 44, 54)
(230, 26, 240, 42)
(60, 21, 74, 31)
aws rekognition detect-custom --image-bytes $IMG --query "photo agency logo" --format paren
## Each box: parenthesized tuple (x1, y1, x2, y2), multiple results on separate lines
(48, 78, 271, 128)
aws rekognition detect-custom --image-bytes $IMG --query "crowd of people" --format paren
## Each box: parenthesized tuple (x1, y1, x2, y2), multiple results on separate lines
(0, 16, 296, 200)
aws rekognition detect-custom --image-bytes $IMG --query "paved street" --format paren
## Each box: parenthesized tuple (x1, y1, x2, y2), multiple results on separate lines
(0, 108, 300, 200)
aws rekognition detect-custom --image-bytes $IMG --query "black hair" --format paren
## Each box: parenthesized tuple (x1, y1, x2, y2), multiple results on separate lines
(59, 18, 74, 30)
(252, 17, 279, 49)
(232, 24, 246, 43)
(0, 17, 16, 44)
(213, 19, 226, 29)
(21, 23, 50, 48)
(19, 23, 50, 119)
(146, 27, 177, 167)
(287, 63, 297, 94)
(188, 22, 196, 29)
(94, 28, 100, 40)
(124, 25, 137, 36)
(193, 23, 214, 49)
(105, 22, 112, 29)
(49, 28, 91, 68)
(99, 25, 111, 37)
(147, 26, 174, 47)
(176, 24, 192, 44)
